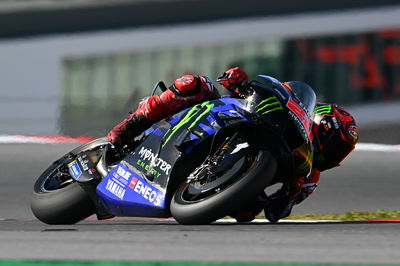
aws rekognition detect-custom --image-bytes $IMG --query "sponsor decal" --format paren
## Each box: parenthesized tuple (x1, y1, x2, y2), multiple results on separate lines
(136, 159, 162, 178)
(256, 96, 284, 115)
(116, 165, 132, 181)
(230, 142, 249, 154)
(348, 126, 359, 139)
(68, 160, 82, 180)
(314, 104, 333, 115)
(98, 163, 166, 209)
(287, 98, 307, 122)
(137, 147, 172, 175)
(288, 111, 309, 141)
(163, 101, 215, 147)
(129, 177, 138, 189)
(77, 156, 89, 171)
(331, 117, 340, 129)
(287, 98, 312, 140)
(109, 165, 132, 186)
(105, 179, 126, 200)
(128, 177, 164, 207)
(103, 164, 134, 200)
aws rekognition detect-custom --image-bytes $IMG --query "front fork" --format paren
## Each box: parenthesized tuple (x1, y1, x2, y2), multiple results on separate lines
(72, 144, 118, 220)
(188, 132, 251, 182)
(209, 132, 240, 165)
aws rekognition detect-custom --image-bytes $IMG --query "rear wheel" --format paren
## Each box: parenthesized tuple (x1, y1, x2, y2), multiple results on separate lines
(170, 149, 277, 225)
(30, 138, 109, 224)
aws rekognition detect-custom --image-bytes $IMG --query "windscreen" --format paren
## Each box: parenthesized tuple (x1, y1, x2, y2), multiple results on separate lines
(286, 81, 316, 116)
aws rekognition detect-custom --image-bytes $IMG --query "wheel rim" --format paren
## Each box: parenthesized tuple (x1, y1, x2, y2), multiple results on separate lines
(179, 154, 257, 202)
(40, 158, 75, 192)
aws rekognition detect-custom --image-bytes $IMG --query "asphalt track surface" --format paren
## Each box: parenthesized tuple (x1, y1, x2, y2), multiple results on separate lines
(0, 143, 400, 264)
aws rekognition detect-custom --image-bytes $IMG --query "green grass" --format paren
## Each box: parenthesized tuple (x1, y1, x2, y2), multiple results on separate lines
(283, 210, 400, 221)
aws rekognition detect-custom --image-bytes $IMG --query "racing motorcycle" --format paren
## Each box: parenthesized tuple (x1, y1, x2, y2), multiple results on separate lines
(31, 75, 316, 225)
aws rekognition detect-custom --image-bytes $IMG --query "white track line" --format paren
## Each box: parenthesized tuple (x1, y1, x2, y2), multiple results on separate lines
(355, 143, 400, 152)
(0, 135, 399, 152)
(215, 218, 337, 223)
(0, 135, 93, 144)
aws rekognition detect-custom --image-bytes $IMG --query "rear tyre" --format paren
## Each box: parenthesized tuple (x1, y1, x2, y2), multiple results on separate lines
(170, 150, 277, 225)
(31, 168, 95, 225)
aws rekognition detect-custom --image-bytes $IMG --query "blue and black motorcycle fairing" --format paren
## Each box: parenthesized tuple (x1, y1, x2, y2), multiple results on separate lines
(95, 96, 250, 218)
(31, 75, 316, 225)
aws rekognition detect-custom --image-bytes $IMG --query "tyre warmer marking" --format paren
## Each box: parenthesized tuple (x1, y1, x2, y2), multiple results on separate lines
(255, 95, 284, 114)
(162, 101, 215, 147)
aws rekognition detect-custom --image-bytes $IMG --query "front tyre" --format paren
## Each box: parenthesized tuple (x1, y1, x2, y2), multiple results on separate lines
(170, 150, 277, 225)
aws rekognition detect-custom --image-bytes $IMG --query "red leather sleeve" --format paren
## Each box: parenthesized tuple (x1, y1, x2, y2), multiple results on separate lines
(133, 84, 216, 122)
(294, 169, 321, 204)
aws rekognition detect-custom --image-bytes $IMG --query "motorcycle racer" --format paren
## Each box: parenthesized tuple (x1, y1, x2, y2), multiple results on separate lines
(107, 67, 359, 223)
(261, 101, 358, 223)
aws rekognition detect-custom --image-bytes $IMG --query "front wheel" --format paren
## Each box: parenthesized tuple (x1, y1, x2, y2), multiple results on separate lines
(30, 138, 109, 224)
(170, 150, 277, 225)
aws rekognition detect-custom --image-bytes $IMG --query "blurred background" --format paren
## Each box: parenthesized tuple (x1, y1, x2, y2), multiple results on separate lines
(1, 0, 400, 143)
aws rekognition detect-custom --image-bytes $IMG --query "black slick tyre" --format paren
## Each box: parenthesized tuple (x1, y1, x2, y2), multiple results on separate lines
(170, 150, 277, 225)
(31, 162, 96, 225)
(30, 138, 109, 224)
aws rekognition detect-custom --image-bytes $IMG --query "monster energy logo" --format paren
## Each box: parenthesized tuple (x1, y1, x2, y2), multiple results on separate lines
(256, 96, 283, 114)
(162, 101, 215, 147)
(314, 105, 332, 115)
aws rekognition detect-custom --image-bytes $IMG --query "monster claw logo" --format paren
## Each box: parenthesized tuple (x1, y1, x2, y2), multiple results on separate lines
(256, 96, 284, 115)
(314, 105, 332, 115)
(162, 101, 215, 147)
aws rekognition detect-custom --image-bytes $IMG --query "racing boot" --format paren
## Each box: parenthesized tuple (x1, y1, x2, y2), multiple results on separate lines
(263, 183, 297, 223)
(107, 113, 152, 146)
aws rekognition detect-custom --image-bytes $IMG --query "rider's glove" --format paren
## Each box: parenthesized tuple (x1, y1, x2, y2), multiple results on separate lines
(217, 67, 249, 96)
